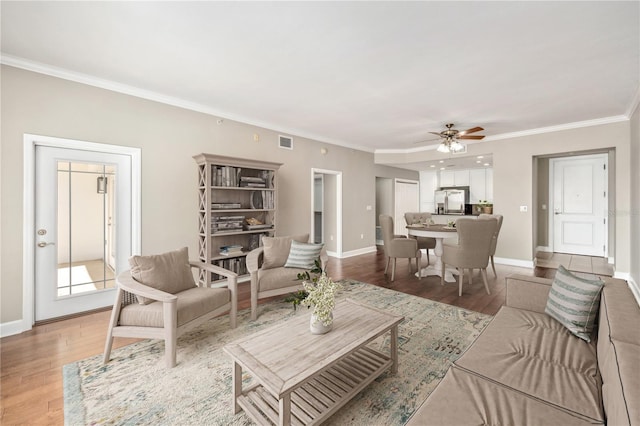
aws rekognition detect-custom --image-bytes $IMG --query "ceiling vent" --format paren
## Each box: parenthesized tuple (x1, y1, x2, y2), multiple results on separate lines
(279, 135, 293, 150)
(451, 144, 468, 154)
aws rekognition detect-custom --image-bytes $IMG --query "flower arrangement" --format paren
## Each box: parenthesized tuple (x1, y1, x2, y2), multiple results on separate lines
(302, 273, 342, 327)
(284, 259, 342, 328)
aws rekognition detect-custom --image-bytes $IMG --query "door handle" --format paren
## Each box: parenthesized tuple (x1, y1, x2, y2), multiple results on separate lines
(554, 212, 562, 215)
(37, 241, 55, 248)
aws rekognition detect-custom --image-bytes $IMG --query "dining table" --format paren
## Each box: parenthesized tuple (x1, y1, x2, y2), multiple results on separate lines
(407, 223, 459, 282)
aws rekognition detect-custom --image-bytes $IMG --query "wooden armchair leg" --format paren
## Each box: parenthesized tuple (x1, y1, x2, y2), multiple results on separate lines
(103, 288, 123, 364)
(163, 301, 178, 368)
(458, 269, 465, 296)
(250, 276, 258, 321)
(384, 257, 390, 275)
(391, 258, 397, 281)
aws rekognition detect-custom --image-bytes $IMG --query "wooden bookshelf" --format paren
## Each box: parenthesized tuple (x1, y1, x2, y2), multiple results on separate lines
(194, 153, 282, 286)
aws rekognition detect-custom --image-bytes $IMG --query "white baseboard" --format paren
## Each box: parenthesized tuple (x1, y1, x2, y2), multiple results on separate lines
(535, 246, 552, 253)
(494, 257, 535, 269)
(608, 256, 615, 265)
(329, 246, 377, 259)
(0, 319, 27, 338)
(627, 276, 640, 307)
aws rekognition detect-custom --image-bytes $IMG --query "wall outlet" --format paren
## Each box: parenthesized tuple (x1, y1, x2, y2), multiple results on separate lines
(330, 235, 334, 241)
(366, 205, 372, 211)
(520, 205, 528, 212)
(360, 234, 364, 239)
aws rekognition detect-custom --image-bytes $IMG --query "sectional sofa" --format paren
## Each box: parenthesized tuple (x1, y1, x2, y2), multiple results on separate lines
(407, 274, 639, 425)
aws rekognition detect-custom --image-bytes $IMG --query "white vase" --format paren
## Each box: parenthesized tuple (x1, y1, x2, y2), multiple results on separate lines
(310, 312, 333, 335)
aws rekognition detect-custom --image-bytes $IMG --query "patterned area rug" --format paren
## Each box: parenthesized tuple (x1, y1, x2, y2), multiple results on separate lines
(63, 280, 491, 425)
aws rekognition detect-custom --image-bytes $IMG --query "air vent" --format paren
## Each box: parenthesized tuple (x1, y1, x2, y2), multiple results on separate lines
(279, 135, 293, 150)
(452, 144, 468, 154)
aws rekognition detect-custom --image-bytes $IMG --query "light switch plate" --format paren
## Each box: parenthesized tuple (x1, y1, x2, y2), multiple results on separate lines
(520, 205, 528, 212)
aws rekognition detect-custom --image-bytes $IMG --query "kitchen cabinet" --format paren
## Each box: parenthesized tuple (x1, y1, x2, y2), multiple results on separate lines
(419, 170, 438, 213)
(469, 169, 486, 203)
(485, 168, 494, 201)
(439, 167, 493, 203)
(440, 169, 469, 187)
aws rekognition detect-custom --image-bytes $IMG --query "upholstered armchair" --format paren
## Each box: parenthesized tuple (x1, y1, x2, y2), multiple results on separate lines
(246, 234, 328, 320)
(404, 212, 437, 264)
(478, 213, 503, 277)
(103, 247, 237, 368)
(441, 218, 497, 296)
(379, 215, 421, 282)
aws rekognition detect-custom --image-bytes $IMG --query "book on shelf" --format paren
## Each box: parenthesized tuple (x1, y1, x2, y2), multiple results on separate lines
(212, 202, 241, 209)
(219, 244, 244, 256)
(245, 224, 273, 230)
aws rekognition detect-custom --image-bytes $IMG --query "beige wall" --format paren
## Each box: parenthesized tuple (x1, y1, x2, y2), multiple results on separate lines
(376, 121, 633, 273)
(630, 102, 639, 288)
(0, 65, 417, 324)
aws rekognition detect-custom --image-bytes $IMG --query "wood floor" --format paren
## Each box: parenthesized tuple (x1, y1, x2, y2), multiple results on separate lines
(0, 248, 540, 425)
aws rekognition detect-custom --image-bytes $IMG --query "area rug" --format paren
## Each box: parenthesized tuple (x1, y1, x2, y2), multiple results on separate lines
(63, 280, 492, 425)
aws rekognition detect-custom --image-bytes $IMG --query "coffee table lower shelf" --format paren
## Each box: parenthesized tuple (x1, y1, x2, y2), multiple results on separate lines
(237, 346, 391, 426)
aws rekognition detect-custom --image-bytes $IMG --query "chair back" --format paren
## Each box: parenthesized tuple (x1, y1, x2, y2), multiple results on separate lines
(454, 218, 498, 267)
(404, 212, 432, 226)
(478, 214, 503, 256)
(379, 215, 394, 256)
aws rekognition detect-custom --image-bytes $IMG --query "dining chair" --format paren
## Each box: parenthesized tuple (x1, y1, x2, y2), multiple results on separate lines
(379, 214, 421, 281)
(404, 212, 437, 265)
(441, 218, 497, 296)
(478, 213, 503, 277)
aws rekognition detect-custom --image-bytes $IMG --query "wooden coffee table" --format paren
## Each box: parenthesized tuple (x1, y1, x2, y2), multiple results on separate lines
(223, 299, 404, 426)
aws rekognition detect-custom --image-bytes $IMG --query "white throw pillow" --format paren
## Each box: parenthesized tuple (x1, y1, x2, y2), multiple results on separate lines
(284, 240, 323, 270)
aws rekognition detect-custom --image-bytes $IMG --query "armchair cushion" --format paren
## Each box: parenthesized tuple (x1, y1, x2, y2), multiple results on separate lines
(257, 267, 307, 292)
(129, 247, 196, 305)
(545, 265, 604, 342)
(119, 287, 231, 327)
(261, 234, 309, 269)
(284, 241, 324, 269)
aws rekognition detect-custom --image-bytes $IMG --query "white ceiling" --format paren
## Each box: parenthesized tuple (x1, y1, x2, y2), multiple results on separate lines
(1, 1, 639, 155)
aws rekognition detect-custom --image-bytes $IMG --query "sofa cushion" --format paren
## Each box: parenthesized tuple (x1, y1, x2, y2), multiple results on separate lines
(406, 366, 599, 426)
(129, 247, 196, 304)
(454, 306, 604, 423)
(257, 266, 306, 292)
(261, 234, 309, 270)
(284, 240, 323, 269)
(119, 287, 230, 327)
(545, 265, 604, 342)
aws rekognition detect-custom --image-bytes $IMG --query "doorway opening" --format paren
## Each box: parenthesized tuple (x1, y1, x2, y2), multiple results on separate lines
(310, 168, 342, 257)
(533, 150, 614, 266)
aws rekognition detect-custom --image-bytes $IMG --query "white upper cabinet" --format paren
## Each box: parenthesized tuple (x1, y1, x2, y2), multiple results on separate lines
(454, 170, 470, 186)
(438, 168, 494, 203)
(440, 169, 470, 187)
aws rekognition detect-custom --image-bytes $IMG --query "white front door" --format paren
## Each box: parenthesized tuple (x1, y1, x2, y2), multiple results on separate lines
(35, 146, 132, 321)
(552, 154, 607, 256)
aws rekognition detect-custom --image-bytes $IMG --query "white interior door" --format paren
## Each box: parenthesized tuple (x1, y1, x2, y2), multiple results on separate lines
(394, 180, 419, 235)
(35, 146, 132, 321)
(552, 154, 607, 256)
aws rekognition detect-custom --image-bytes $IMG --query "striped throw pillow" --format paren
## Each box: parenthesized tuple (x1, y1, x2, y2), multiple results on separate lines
(284, 240, 323, 269)
(545, 265, 604, 342)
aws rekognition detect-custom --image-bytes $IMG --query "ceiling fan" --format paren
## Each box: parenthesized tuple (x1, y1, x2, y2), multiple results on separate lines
(416, 123, 486, 153)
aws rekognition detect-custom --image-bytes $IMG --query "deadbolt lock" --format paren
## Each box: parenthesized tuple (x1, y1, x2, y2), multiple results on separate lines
(37, 229, 47, 235)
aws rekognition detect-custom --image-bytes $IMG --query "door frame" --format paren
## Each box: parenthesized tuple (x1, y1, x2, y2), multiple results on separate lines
(22, 134, 141, 330)
(548, 153, 608, 257)
(310, 168, 342, 257)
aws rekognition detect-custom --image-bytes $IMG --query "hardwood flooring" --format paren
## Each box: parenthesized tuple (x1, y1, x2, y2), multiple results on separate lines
(0, 247, 539, 425)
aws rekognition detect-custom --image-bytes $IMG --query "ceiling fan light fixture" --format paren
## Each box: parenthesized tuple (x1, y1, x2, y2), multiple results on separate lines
(437, 142, 450, 153)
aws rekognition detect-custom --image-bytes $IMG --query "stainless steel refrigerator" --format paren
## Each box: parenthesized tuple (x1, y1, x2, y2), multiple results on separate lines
(435, 188, 468, 214)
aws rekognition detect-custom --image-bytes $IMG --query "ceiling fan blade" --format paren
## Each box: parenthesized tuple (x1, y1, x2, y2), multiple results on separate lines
(428, 132, 443, 136)
(458, 135, 485, 140)
(458, 126, 484, 135)
(413, 137, 441, 144)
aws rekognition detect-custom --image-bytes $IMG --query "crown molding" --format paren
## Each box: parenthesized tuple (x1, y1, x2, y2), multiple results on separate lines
(2, 54, 632, 156)
(0, 54, 375, 153)
(626, 85, 640, 118)
(375, 115, 630, 155)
